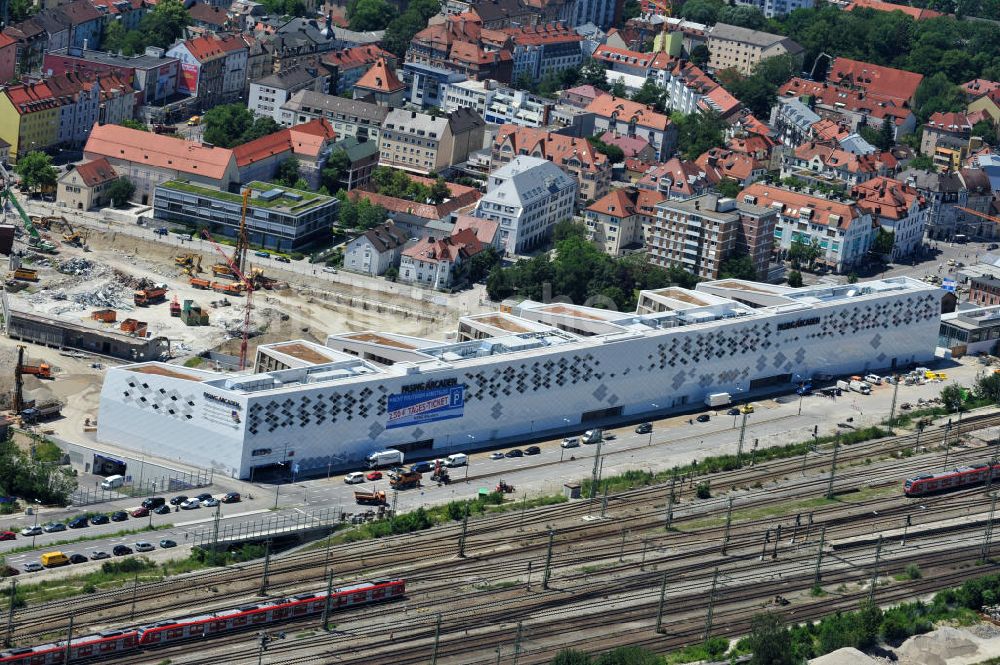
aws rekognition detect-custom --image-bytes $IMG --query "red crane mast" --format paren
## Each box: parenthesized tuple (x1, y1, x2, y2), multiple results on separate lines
(201, 230, 254, 370)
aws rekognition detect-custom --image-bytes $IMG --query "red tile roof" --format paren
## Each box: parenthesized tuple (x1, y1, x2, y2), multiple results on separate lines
(963, 78, 1000, 99)
(234, 119, 336, 166)
(779, 77, 913, 125)
(355, 57, 403, 93)
(593, 44, 652, 69)
(926, 112, 972, 133)
(739, 182, 865, 230)
(84, 124, 234, 180)
(5, 81, 59, 114)
(812, 118, 852, 142)
(638, 159, 718, 196)
(72, 157, 117, 187)
(183, 33, 245, 62)
(827, 57, 923, 105)
(792, 142, 892, 175)
(846, 0, 942, 20)
(850, 176, 926, 221)
(695, 148, 766, 183)
(586, 186, 664, 219)
(584, 96, 670, 132)
(0, 32, 15, 48)
(700, 85, 741, 117)
(403, 227, 483, 263)
(493, 125, 608, 173)
(502, 22, 581, 46)
(188, 2, 227, 26)
(599, 131, 650, 159)
(322, 44, 394, 71)
(60, 0, 103, 25)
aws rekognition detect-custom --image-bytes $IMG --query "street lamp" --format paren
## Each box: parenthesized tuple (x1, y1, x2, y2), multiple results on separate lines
(465, 434, 475, 482)
(649, 403, 659, 446)
(794, 374, 805, 416)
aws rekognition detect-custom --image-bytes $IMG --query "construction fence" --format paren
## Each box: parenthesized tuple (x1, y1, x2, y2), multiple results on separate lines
(70, 468, 213, 507)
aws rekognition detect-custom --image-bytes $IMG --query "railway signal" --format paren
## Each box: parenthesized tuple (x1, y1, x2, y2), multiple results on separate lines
(655, 573, 668, 634)
(813, 526, 826, 586)
(825, 434, 841, 499)
(542, 530, 554, 589)
(982, 492, 998, 562)
(721, 497, 734, 555)
(868, 535, 884, 604)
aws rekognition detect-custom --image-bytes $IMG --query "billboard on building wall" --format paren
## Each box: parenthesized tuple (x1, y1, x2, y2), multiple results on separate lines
(179, 63, 199, 94)
(386, 386, 465, 429)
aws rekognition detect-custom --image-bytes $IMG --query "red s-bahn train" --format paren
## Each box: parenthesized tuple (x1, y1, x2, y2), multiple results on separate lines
(904, 463, 1000, 496)
(0, 578, 405, 664)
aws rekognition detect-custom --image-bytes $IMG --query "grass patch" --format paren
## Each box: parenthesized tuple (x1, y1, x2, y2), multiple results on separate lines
(834, 483, 900, 503)
(9, 557, 159, 605)
(4, 525, 172, 556)
(182, 356, 204, 368)
(580, 563, 616, 574)
(473, 580, 520, 591)
(161, 180, 327, 211)
(664, 637, 730, 664)
(681, 496, 836, 531)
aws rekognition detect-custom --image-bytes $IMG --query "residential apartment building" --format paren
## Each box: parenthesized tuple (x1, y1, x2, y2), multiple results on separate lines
(472, 155, 577, 255)
(636, 159, 717, 200)
(0, 33, 15, 83)
(570, 0, 617, 29)
(734, 0, 814, 17)
(827, 57, 923, 107)
(406, 12, 514, 84)
(505, 23, 583, 81)
(899, 167, 993, 241)
(153, 180, 337, 250)
(378, 107, 486, 176)
(921, 112, 975, 171)
(584, 186, 665, 256)
(778, 78, 917, 139)
(491, 125, 610, 207)
(353, 58, 406, 108)
(0, 81, 59, 162)
(84, 124, 238, 205)
(279, 90, 388, 143)
(3, 18, 48, 76)
(705, 23, 803, 77)
(739, 183, 876, 273)
(321, 45, 397, 94)
(56, 157, 118, 210)
(399, 228, 484, 290)
(233, 119, 337, 190)
(43, 46, 180, 107)
(585, 95, 676, 162)
(249, 67, 329, 121)
(850, 176, 928, 261)
(402, 62, 468, 108)
(328, 137, 379, 191)
(167, 33, 247, 109)
(649, 194, 775, 280)
(779, 142, 895, 188)
(769, 97, 821, 147)
(343, 222, 410, 276)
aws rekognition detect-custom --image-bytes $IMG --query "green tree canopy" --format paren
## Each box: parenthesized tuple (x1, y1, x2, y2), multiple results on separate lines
(672, 110, 726, 160)
(107, 177, 136, 207)
(747, 612, 796, 665)
(914, 72, 966, 122)
(631, 79, 668, 113)
(581, 58, 608, 88)
(322, 149, 352, 193)
(787, 270, 803, 287)
(15, 151, 58, 193)
(679, 0, 723, 24)
(347, 0, 395, 30)
(720, 253, 758, 280)
(718, 4, 767, 29)
(551, 650, 592, 665)
(203, 106, 281, 148)
(274, 158, 301, 188)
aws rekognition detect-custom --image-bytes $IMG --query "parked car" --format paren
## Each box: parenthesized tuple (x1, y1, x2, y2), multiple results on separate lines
(203, 497, 220, 507)
(0, 532, 15, 541)
(505, 449, 524, 458)
(169, 496, 188, 506)
(275, 256, 291, 263)
(635, 422, 653, 434)
(344, 472, 365, 484)
(90, 514, 110, 525)
(410, 461, 434, 473)
(561, 437, 580, 449)
(68, 554, 88, 564)
(864, 374, 882, 385)
(524, 446, 541, 455)
(726, 407, 740, 415)
(111, 511, 129, 522)
(141, 497, 166, 510)
(222, 492, 241, 504)
(130, 507, 149, 518)
(89, 550, 110, 560)
(112, 545, 132, 556)
(696, 414, 711, 423)
(153, 504, 172, 515)
(322, 266, 338, 274)
(22, 563, 43, 572)
(68, 517, 88, 529)
(490, 451, 505, 460)
(159, 539, 177, 549)
(180, 498, 200, 510)
(134, 542, 155, 552)
(740, 404, 755, 414)
(195, 493, 214, 502)
(20, 526, 42, 537)
(254, 251, 270, 258)
(42, 523, 66, 533)
(366, 471, 383, 481)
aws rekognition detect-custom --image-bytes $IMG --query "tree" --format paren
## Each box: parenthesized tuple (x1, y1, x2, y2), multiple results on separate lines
(717, 179, 741, 198)
(118, 119, 148, 132)
(0, 436, 76, 505)
(107, 177, 136, 207)
(243, 116, 281, 142)
(383, 0, 440, 58)
(384, 266, 398, 281)
(551, 650, 591, 665)
(973, 119, 996, 143)
(976, 373, 1000, 404)
(855, 600, 883, 651)
(581, 58, 608, 88)
(872, 228, 895, 256)
(322, 149, 351, 192)
(908, 153, 935, 171)
(691, 44, 710, 66)
(610, 78, 627, 98)
(552, 219, 587, 243)
(355, 197, 387, 230)
(673, 111, 726, 160)
(914, 72, 966, 122)
(587, 137, 625, 164)
(787, 238, 821, 269)
(15, 151, 58, 193)
(877, 116, 896, 151)
(8, 0, 35, 23)
(941, 383, 965, 412)
(274, 158, 301, 187)
(679, 0, 723, 24)
(593, 646, 663, 665)
(203, 104, 255, 148)
(631, 79, 667, 113)
(720, 254, 758, 280)
(465, 246, 501, 282)
(621, 0, 640, 21)
(347, 0, 395, 31)
(430, 178, 451, 204)
(718, 4, 767, 29)
(142, 0, 191, 49)
(787, 270, 803, 287)
(746, 612, 796, 665)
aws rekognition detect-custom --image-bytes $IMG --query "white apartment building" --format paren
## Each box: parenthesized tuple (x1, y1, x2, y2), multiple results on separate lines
(735, 0, 814, 18)
(444, 79, 494, 116)
(472, 155, 577, 255)
(248, 67, 329, 122)
(445, 81, 552, 128)
(851, 177, 929, 261)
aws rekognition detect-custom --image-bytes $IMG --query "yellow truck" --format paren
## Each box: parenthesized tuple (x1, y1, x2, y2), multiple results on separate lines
(41, 551, 69, 568)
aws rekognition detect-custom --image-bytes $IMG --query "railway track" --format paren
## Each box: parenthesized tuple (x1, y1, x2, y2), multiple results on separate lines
(8, 411, 999, 651)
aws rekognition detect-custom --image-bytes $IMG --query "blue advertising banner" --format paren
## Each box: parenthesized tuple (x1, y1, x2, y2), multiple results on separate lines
(386, 386, 465, 429)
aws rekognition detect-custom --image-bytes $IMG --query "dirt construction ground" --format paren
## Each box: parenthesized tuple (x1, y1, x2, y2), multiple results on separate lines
(1, 225, 462, 442)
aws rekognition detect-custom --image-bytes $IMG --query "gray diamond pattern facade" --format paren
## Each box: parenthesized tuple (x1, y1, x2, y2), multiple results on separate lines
(98, 280, 942, 479)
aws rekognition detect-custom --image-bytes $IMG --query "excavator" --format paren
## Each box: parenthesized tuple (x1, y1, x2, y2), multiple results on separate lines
(62, 218, 84, 246)
(0, 163, 57, 254)
(176, 253, 203, 275)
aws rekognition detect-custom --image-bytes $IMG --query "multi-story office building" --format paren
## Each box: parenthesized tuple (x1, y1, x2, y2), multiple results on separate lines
(734, 0, 814, 18)
(153, 180, 337, 251)
(378, 107, 485, 176)
(472, 155, 577, 254)
(96, 276, 941, 478)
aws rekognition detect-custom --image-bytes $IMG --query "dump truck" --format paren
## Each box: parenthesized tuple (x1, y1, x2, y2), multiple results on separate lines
(134, 285, 167, 306)
(189, 277, 212, 290)
(211, 281, 243, 296)
(354, 489, 387, 506)
(21, 400, 61, 423)
(389, 470, 421, 490)
(9, 268, 38, 281)
(21, 361, 52, 379)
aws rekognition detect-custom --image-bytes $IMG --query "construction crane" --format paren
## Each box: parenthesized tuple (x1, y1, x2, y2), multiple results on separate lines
(957, 206, 1000, 226)
(201, 228, 254, 371)
(0, 163, 56, 253)
(209, 189, 252, 278)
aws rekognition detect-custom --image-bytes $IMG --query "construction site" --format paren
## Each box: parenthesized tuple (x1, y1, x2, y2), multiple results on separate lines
(0, 167, 465, 446)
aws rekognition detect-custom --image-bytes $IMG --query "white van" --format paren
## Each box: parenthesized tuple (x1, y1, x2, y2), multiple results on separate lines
(100, 475, 125, 490)
(444, 453, 468, 467)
